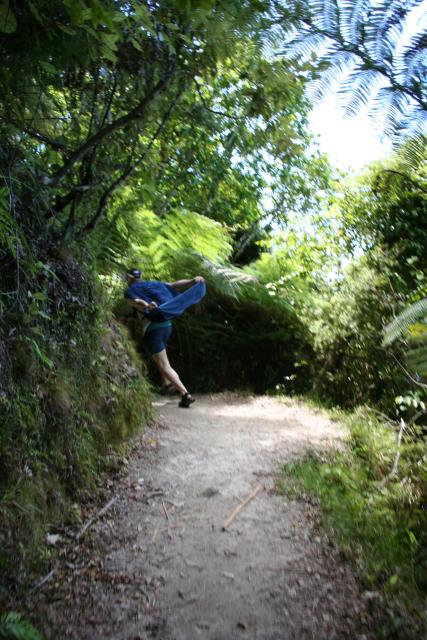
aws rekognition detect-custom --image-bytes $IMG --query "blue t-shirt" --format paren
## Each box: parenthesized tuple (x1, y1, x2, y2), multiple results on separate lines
(125, 279, 206, 321)
(124, 280, 178, 306)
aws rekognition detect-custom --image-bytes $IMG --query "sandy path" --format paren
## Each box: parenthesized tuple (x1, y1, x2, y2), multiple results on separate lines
(34, 395, 372, 640)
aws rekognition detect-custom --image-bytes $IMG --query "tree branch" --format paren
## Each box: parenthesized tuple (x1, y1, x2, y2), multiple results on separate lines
(45, 183, 93, 219)
(380, 169, 427, 194)
(24, 127, 69, 151)
(390, 352, 427, 391)
(77, 87, 184, 237)
(379, 418, 405, 486)
(41, 73, 174, 188)
(194, 79, 240, 120)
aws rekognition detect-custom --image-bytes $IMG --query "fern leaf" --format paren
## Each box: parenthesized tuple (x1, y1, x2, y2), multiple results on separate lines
(172, 249, 257, 299)
(383, 298, 427, 346)
(284, 31, 332, 60)
(402, 32, 427, 87)
(347, 0, 371, 44)
(398, 134, 427, 170)
(308, 51, 359, 102)
(0, 612, 44, 640)
(373, 0, 410, 62)
(0, 187, 17, 257)
(339, 68, 385, 115)
(321, 0, 340, 33)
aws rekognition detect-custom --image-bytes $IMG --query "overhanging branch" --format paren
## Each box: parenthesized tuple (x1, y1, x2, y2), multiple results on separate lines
(41, 73, 174, 188)
(77, 87, 184, 237)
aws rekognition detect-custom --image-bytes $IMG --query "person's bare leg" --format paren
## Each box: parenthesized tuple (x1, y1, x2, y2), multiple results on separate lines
(152, 349, 188, 396)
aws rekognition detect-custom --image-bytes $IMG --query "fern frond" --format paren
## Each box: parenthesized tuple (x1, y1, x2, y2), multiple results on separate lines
(279, 0, 427, 141)
(380, 89, 411, 138)
(172, 249, 257, 299)
(398, 134, 427, 170)
(383, 298, 427, 346)
(347, 0, 371, 45)
(402, 32, 427, 88)
(0, 187, 18, 257)
(320, 0, 340, 33)
(339, 68, 385, 115)
(284, 30, 332, 60)
(308, 51, 359, 102)
(396, 108, 427, 141)
(373, 0, 410, 62)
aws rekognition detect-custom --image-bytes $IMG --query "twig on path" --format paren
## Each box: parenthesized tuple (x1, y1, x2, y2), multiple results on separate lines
(152, 527, 159, 543)
(151, 521, 186, 542)
(221, 484, 263, 531)
(76, 496, 118, 541)
(143, 490, 164, 502)
(31, 496, 117, 591)
(161, 499, 169, 520)
(185, 560, 204, 570)
(267, 566, 331, 577)
(31, 569, 56, 593)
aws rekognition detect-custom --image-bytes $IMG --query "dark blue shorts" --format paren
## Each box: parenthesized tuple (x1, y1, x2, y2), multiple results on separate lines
(144, 321, 172, 355)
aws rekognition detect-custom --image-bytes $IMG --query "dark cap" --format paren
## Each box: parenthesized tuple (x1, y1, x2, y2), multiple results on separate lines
(127, 268, 141, 279)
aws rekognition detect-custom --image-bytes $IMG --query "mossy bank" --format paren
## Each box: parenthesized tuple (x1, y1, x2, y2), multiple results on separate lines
(0, 252, 151, 591)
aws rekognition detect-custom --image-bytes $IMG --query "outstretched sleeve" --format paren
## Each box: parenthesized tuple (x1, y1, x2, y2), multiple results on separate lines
(145, 281, 206, 320)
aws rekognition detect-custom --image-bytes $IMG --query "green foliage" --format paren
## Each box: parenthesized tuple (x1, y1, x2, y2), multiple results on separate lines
(0, 0, 296, 251)
(304, 254, 406, 408)
(170, 280, 312, 393)
(1, 6, 426, 622)
(341, 161, 427, 292)
(1, 1, 330, 578)
(280, 405, 427, 637)
(0, 612, 44, 640)
(302, 143, 427, 411)
(112, 210, 312, 393)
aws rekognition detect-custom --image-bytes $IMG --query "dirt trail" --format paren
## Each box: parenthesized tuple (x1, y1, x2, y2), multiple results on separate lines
(34, 395, 373, 640)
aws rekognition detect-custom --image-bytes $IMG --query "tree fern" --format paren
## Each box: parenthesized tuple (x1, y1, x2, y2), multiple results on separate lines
(276, 0, 427, 141)
(106, 204, 256, 300)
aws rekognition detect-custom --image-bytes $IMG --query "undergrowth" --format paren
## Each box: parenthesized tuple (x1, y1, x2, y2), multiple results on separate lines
(279, 405, 427, 639)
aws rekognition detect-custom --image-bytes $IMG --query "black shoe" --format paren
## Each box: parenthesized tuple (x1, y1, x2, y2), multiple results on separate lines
(179, 393, 195, 408)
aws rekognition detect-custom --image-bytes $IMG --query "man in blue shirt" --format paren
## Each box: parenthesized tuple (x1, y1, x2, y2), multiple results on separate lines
(124, 268, 205, 408)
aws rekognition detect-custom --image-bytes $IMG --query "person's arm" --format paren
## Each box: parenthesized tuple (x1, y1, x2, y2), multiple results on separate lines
(169, 276, 204, 290)
(130, 298, 158, 312)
